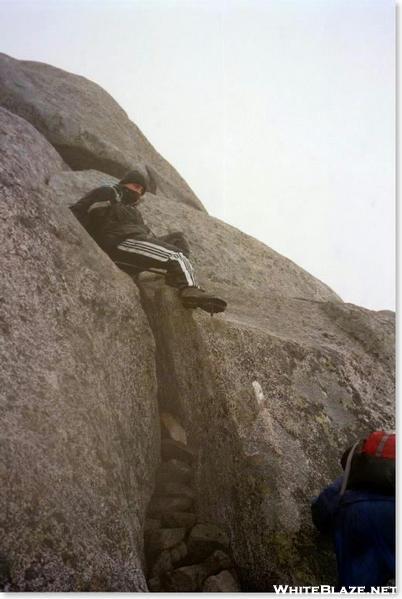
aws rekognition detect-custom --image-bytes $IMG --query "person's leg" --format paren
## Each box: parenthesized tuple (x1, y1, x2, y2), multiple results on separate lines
(112, 238, 198, 288)
(158, 232, 190, 258)
(111, 237, 227, 314)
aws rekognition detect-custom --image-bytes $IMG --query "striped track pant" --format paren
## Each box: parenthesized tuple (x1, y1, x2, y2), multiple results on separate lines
(112, 238, 198, 288)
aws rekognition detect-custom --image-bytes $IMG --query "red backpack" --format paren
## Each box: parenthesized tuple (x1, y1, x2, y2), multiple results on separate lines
(340, 431, 395, 496)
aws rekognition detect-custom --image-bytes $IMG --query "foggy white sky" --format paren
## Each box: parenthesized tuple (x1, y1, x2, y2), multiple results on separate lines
(0, 0, 395, 310)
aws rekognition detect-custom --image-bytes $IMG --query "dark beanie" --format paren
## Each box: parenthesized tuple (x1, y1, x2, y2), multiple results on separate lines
(119, 169, 147, 191)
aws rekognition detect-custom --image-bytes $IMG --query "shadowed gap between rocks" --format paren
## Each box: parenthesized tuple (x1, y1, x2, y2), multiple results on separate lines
(54, 145, 130, 179)
(133, 278, 246, 591)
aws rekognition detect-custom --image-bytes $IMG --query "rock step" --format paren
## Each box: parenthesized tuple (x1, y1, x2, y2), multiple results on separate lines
(161, 550, 232, 592)
(157, 459, 193, 485)
(161, 438, 196, 465)
(160, 412, 187, 445)
(161, 511, 197, 529)
(144, 418, 240, 591)
(187, 523, 230, 562)
(155, 481, 195, 500)
(202, 569, 241, 592)
(145, 528, 186, 557)
(148, 495, 193, 518)
(150, 541, 188, 579)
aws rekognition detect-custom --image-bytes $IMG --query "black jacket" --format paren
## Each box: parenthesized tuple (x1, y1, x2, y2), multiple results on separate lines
(70, 185, 152, 250)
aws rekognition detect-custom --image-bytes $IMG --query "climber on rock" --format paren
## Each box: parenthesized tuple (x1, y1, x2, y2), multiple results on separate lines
(311, 432, 395, 590)
(70, 169, 227, 315)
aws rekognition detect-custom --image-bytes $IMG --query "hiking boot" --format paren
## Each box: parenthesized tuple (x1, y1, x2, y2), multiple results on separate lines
(180, 287, 227, 315)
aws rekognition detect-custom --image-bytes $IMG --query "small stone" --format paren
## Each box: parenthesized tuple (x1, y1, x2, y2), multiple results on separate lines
(144, 518, 161, 533)
(146, 528, 186, 557)
(156, 481, 195, 500)
(169, 541, 188, 564)
(161, 439, 196, 465)
(202, 570, 241, 592)
(162, 550, 232, 592)
(150, 550, 173, 578)
(187, 523, 230, 562)
(203, 550, 233, 575)
(163, 564, 204, 592)
(157, 459, 193, 485)
(160, 412, 187, 445)
(161, 511, 197, 529)
(148, 495, 193, 518)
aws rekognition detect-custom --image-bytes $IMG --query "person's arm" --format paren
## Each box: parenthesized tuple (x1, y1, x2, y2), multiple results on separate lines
(311, 477, 342, 534)
(70, 186, 116, 229)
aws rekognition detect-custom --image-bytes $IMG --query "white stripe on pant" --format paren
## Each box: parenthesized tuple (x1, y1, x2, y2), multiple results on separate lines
(117, 239, 198, 287)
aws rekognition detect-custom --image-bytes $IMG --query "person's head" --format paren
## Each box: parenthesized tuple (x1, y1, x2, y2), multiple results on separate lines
(119, 170, 147, 204)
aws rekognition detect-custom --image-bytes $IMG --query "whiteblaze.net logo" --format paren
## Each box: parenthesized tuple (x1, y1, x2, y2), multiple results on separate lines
(273, 585, 397, 594)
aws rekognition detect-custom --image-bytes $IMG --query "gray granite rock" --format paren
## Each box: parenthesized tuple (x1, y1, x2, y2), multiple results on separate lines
(160, 411, 188, 444)
(163, 550, 232, 592)
(161, 439, 196, 464)
(148, 496, 193, 518)
(202, 569, 241, 592)
(145, 528, 186, 557)
(156, 481, 195, 500)
(169, 541, 188, 564)
(157, 460, 193, 485)
(161, 511, 197, 529)
(0, 52, 204, 211)
(1, 57, 395, 594)
(139, 282, 395, 589)
(0, 108, 159, 591)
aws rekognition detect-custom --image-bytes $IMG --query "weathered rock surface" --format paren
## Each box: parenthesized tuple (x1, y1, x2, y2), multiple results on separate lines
(161, 511, 197, 530)
(0, 106, 67, 187)
(145, 528, 186, 557)
(0, 53, 203, 211)
(139, 282, 394, 589)
(157, 459, 193, 485)
(202, 569, 241, 592)
(157, 481, 195, 500)
(160, 411, 188, 445)
(161, 439, 196, 464)
(44, 165, 394, 590)
(148, 495, 194, 518)
(163, 550, 232, 592)
(0, 108, 159, 590)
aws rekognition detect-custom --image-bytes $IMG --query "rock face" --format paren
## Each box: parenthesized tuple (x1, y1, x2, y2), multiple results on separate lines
(0, 55, 395, 592)
(139, 283, 394, 589)
(0, 53, 203, 211)
(0, 108, 159, 590)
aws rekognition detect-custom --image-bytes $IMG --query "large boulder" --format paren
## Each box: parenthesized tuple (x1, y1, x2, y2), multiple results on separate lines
(0, 109, 160, 590)
(0, 53, 204, 211)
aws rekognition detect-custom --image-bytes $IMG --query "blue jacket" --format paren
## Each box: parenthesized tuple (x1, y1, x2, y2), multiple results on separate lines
(311, 477, 395, 589)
